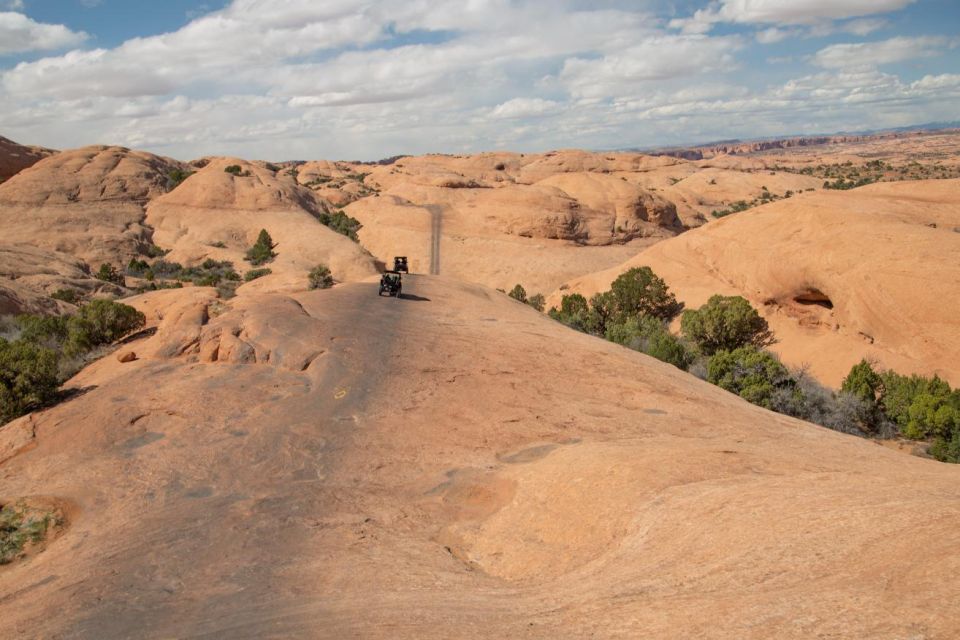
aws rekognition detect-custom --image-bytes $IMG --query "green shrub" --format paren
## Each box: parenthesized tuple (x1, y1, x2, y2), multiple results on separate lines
(707, 346, 793, 409)
(315, 210, 362, 241)
(165, 168, 194, 191)
(527, 293, 546, 312)
(841, 359, 884, 404)
(15, 315, 69, 349)
(217, 282, 239, 300)
(508, 284, 527, 303)
(588, 291, 617, 335)
(143, 244, 168, 258)
(879, 371, 949, 429)
(609, 266, 682, 321)
(49, 289, 81, 305)
(244, 268, 272, 282)
(1, 301, 145, 426)
(64, 300, 146, 357)
(308, 264, 334, 290)
(224, 164, 243, 176)
(0, 339, 61, 424)
(150, 260, 184, 278)
(606, 316, 694, 370)
(95, 263, 125, 286)
(930, 430, 960, 463)
(245, 229, 276, 266)
(126, 258, 150, 276)
(681, 295, 773, 355)
(548, 293, 593, 332)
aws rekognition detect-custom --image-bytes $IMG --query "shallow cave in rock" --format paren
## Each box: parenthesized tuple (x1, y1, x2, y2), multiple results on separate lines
(793, 288, 834, 310)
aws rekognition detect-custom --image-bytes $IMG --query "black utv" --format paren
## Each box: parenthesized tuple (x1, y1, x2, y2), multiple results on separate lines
(393, 256, 409, 273)
(379, 271, 402, 297)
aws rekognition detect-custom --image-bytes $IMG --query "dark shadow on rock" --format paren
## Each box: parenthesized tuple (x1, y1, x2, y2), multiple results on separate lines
(119, 327, 157, 344)
(59, 385, 98, 403)
(398, 293, 430, 302)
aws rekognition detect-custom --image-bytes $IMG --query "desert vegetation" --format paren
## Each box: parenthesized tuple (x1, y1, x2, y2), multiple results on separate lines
(0, 300, 145, 425)
(127, 257, 241, 297)
(165, 168, 194, 191)
(840, 360, 960, 462)
(308, 264, 334, 289)
(244, 268, 272, 282)
(245, 229, 277, 266)
(314, 209, 362, 241)
(224, 164, 251, 177)
(549, 270, 957, 457)
(778, 158, 960, 188)
(95, 263, 125, 286)
(507, 284, 546, 312)
(0, 501, 63, 565)
(711, 186, 795, 218)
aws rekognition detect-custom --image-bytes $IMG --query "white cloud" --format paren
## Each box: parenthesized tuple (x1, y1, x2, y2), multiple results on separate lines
(490, 97, 562, 119)
(0, 11, 88, 54)
(812, 36, 948, 70)
(755, 27, 792, 44)
(0, 0, 956, 159)
(558, 35, 742, 99)
(843, 18, 888, 36)
(671, 0, 915, 34)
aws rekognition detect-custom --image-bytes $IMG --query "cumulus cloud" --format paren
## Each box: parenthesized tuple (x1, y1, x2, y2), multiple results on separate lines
(490, 98, 562, 119)
(558, 35, 742, 99)
(812, 36, 948, 70)
(0, 0, 955, 159)
(0, 11, 88, 54)
(671, 0, 915, 34)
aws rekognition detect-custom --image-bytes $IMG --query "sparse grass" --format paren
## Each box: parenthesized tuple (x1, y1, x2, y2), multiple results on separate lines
(0, 501, 62, 564)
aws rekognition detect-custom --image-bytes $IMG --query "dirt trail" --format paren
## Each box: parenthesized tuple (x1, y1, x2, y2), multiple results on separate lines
(0, 280, 412, 638)
(427, 204, 443, 275)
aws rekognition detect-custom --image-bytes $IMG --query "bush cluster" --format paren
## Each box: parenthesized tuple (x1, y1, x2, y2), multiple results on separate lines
(127, 257, 240, 288)
(546, 271, 957, 458)
(0, 300, 145, 425)
(314, 210, 363, 242)
(507, 284, 545, 312)
(548, 267, 691, 368)
(840, 361, 960, 462)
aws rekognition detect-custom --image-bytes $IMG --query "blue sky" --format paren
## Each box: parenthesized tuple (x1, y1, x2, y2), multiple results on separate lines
(1, 0, 958, 160)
